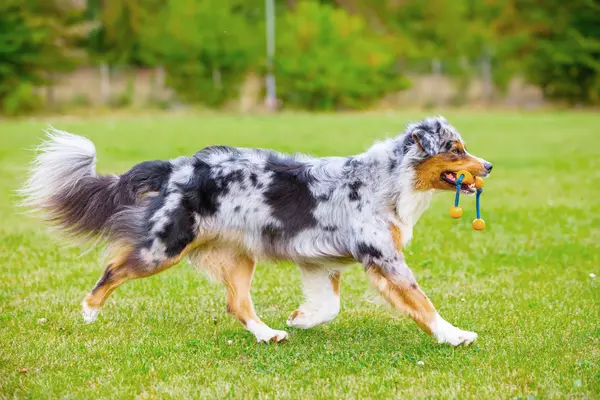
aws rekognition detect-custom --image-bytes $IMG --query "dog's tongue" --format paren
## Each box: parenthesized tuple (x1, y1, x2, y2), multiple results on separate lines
(445, 172, 456, 182)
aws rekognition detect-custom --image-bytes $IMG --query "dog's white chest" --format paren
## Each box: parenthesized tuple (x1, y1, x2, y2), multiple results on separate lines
(395, 190, 433, 246)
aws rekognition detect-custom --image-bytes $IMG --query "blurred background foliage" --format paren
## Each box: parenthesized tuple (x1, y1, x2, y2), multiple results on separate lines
(0, 0, 599, 114)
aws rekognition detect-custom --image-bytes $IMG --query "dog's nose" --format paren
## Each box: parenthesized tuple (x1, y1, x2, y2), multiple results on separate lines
(484, 162, 493, 172)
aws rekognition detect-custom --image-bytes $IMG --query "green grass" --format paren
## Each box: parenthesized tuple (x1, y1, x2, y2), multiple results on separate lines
(1, 111, 599, 399)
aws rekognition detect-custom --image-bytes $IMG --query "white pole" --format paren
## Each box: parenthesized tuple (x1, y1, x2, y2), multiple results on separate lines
(481, 47, 493, 102)
(265, 0, 277, 111)
(100, 63, 110, 106)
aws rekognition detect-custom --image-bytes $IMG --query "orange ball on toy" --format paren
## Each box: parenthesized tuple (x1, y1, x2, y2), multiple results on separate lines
(449, 206, 463, 219)
(472, 218, 485, 230)
(474, 176, 484, 189)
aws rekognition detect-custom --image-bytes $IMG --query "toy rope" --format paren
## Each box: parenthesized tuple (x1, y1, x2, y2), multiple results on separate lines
(454, 174, 464, 207)
(475, 188, 483, 219)
(449, 171, 486, 230)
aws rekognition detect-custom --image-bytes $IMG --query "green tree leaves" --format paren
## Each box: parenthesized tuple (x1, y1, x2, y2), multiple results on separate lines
(275, 2, 409, 109)
(1, 0, 599, 114)
(0, 0, 88, 114)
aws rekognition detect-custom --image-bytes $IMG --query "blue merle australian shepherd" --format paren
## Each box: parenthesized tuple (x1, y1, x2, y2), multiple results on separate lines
(21, 116, 492, 345)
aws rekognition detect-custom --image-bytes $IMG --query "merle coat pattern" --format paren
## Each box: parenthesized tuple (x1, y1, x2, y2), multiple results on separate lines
(21, 116, 492, 345)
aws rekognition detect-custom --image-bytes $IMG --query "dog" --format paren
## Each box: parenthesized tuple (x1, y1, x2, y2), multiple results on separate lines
(21, 116, 492, 345)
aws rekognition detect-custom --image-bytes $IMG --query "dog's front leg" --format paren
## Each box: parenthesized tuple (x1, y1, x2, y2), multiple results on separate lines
(355, 239, 477, 346)
(287, 264, 341, 329)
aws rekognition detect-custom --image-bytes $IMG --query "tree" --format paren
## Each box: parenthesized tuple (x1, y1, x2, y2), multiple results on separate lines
(521, 0, 600, 104)
(275, 1, 409, 110)
(139, 0, 263, 106)
(0, 0, 88, 114)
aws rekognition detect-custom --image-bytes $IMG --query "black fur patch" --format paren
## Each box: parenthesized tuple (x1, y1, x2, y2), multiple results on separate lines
(221, 169, 245, 185)
(356, 242, 383, 260)
(261, 223, 284, 248)
(263, 153, 318, 236)
(121, 160, 172, 197)
(157, 206, 197, 257)
(249, 173, 258, 187)
(141, 186, 196, 258)
(348, 181, 363, 201)
(183, 159, 224, 216)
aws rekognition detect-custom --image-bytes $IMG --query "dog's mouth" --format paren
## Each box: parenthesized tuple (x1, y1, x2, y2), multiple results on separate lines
(440, 171, 476, 194)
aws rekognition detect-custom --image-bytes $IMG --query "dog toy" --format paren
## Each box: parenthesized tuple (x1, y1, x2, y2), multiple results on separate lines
(449, 170, 486, 230)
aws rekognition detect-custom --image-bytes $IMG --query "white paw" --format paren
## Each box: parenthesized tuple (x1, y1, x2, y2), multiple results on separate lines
(81, 300, 101, 324)
(246, 320, 288, 343)
(433, 314, 478, 347)
(286, 304, 339, 329)
(286, 310, 328, 329)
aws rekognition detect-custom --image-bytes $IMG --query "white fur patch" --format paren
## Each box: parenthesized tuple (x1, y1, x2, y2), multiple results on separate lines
(287, 267, 341, 329)
(139, 239, 167, 265)
(432, 313, 477, 346)
(81, 300, 101, 324)
(20, 127, 99, 210)
(395, 168, 433, 247)
(246, 320, 288, 343)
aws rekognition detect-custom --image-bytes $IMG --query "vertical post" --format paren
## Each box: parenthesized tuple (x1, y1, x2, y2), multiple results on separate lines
(432, 59, 442, 77)
(100, 63, 110, 106)
(432, 59, 442, 106)
(481, 47, 493, 102)
(153, 65, 165, 102)
(265, 0, 277, 111)
(46, 72, 55, 111)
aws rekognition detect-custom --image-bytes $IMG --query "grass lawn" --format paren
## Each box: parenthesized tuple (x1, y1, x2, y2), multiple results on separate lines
(1, 111, 599, 398)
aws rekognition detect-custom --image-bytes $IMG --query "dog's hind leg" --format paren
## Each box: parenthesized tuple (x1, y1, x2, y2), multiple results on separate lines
(81, 240, 191, 323)
(189, 247, 288, 343)
(287, 264, 341, 329)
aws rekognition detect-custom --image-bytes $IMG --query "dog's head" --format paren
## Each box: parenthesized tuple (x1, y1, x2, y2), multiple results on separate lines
(404, 116, 492, 194)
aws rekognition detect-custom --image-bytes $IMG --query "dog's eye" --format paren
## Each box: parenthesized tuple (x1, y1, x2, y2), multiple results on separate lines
(451, 148, 460, 155)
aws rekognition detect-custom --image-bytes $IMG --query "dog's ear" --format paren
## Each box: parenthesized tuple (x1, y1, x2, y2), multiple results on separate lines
(412, 129, 440, 156)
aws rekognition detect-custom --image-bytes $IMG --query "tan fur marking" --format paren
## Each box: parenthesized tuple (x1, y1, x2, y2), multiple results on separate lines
(330, 271, 341, 296)
(221, 253, 260, 327)
(189, 244, 264, 328)
(289, 310, 301, 320)
(366, 266, 436, 335)
(85, 277, 126, 309)
(86, 238, 205, 309)
(390, 224, 403, 251)
(414, 153, 486, 191)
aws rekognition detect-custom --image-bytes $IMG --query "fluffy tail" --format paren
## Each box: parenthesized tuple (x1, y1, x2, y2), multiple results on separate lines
(20, 127, 170, 242)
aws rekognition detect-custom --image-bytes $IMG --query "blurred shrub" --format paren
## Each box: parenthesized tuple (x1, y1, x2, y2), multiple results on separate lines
(68, 93, 92, 108)
(0, 0, 87, 115)
(139, 0, 262, 107)
(1, 82, 44, 116)
(109, 77, 135, 108)
(524, 1, 600, 104)
(275, 2, 409, 110)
